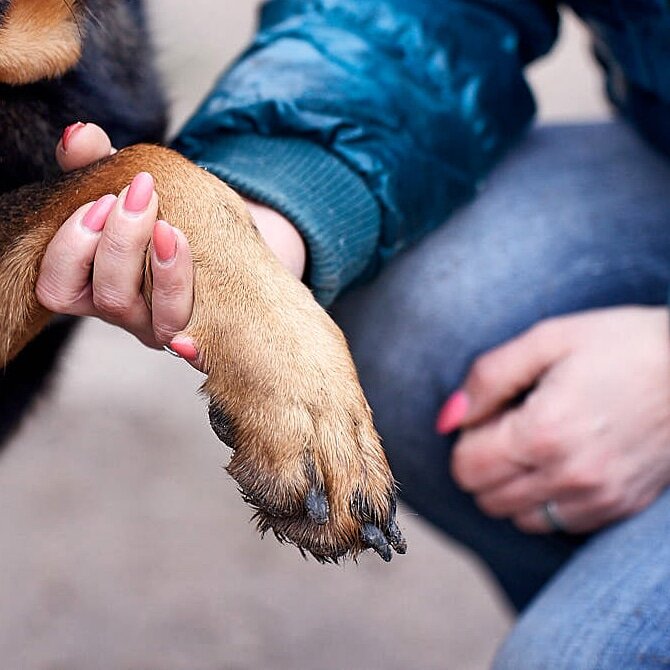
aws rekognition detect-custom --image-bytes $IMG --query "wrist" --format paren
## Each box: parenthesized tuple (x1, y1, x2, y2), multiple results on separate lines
(244, 199, 306, 280)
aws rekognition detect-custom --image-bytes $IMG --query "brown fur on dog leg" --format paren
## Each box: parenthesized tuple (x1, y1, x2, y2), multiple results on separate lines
(0, 144, 406, 561)
(0, 0, 84, 85)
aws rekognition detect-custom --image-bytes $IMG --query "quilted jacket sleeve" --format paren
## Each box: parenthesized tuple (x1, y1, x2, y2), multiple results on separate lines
(173, 0, 559, 305)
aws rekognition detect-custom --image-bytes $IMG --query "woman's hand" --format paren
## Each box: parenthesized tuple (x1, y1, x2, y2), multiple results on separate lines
(36, 122, 307, 361)
(37, 123, 195, 351)
(439, 307, 670, 534)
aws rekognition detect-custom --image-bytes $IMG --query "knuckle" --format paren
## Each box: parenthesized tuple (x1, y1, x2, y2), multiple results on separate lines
(562, 466, 602, 494)
(524, 320, 562, 360)
(450, 448, 474, 490)
(626, 492, 655, 517)
(514, 514, 540, 534)
(451, 447, 493, 492)
(580, 487, 621, 520)
(529, 319, 559, 346)
(152, 281, 187, 306)
(476, 495, 505, 517)
(525, 405, 564, 461)
(526, 428, 559, 463)
(610, 485, 652, 518)
(36, 280, 74, 313)
(101, 228, 145, 262)
(92, 288, 133, 320)
(597, 490, 625, 517)
(468, 357, 497, 393)
(35, 281, 62, 311)
(103, 231, 133, 259)
(152, 324, 176, 346)
(528, 319, 553, 341)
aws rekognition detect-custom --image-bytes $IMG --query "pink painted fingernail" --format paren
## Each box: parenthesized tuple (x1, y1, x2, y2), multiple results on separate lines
(436, 390, 469, 435)
(124, 172, 154, 213)
(153, 220, 177, 263)
(81, 194, 117, 232)
(61, 121, 85, 152)
(169, 336, 198, 361)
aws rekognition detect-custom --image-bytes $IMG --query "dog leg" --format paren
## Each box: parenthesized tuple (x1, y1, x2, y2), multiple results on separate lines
(0, 144, 407, 561)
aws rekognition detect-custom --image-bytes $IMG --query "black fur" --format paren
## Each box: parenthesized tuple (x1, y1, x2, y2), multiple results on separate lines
(0, 0, 167, 190)
(0, 0, 167, 444)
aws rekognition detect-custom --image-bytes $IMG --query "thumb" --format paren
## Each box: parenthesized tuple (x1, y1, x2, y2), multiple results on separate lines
(436, 322, 565, 434)
(56, 122, 116, 172)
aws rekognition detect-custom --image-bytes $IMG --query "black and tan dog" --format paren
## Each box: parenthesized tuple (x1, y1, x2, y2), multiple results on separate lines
(0, 0, 406, 562)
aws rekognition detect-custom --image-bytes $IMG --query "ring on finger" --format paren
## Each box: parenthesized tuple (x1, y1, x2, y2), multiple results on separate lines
(541, 500, 567, 533)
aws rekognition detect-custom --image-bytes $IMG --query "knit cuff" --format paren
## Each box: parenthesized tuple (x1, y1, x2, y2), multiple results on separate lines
(185, 133, 381, 306)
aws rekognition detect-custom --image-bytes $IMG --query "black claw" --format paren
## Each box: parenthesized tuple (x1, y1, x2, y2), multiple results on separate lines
(361, 523, 392, 562)
(305, 488, 329, 525)
(386, 519, 407, 554)
(208, 401, 236, 447)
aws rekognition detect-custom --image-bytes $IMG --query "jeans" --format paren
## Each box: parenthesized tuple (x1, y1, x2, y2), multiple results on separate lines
(332, 122, 670, 668)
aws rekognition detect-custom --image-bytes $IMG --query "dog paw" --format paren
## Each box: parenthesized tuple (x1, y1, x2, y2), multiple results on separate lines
(206, 346, 407, 562)
(199, 279, 407, 562)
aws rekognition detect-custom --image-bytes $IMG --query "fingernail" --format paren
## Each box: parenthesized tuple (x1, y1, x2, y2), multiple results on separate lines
(436, 390, 469, 435)
(153, 220, 177, 263)
(169, 337, 198, 361)
(81, 194, 117, 232)
(124, 172, 154, 213)
(61, 121, 85, 152)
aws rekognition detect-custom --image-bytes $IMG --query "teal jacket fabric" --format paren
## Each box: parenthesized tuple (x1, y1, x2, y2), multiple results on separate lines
(174, 0, 670, 305)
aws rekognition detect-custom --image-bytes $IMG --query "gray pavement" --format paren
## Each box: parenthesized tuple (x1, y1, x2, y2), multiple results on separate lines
(1, 3, 608, 669)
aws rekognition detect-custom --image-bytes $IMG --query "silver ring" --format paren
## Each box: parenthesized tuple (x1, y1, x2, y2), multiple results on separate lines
(541, 500, 566, 533)
(163, 345, 180, 357)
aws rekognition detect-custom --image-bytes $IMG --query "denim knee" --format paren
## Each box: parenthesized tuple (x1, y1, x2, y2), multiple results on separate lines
(494, 606, 670, 670)
(494, 490, 670, 668)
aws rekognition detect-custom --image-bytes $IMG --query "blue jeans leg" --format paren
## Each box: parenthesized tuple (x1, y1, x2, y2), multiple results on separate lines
(331, 121, 670, 611)
(493, 487, 670, 669)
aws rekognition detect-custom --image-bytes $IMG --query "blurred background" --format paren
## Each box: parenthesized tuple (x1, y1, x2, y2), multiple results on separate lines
(0, 3, 610, 669)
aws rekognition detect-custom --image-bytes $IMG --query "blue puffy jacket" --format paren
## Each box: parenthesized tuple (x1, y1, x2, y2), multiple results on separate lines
(174, 0, 670, 305)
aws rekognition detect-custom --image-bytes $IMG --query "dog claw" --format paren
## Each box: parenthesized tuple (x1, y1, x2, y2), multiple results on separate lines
(361, 523, 393, 562)
(386, 519, 407, 554)
(305, 488, 329, 525)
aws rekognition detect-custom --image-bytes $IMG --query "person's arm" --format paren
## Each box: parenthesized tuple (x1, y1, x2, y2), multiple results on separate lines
(174, 0, 559, 304)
